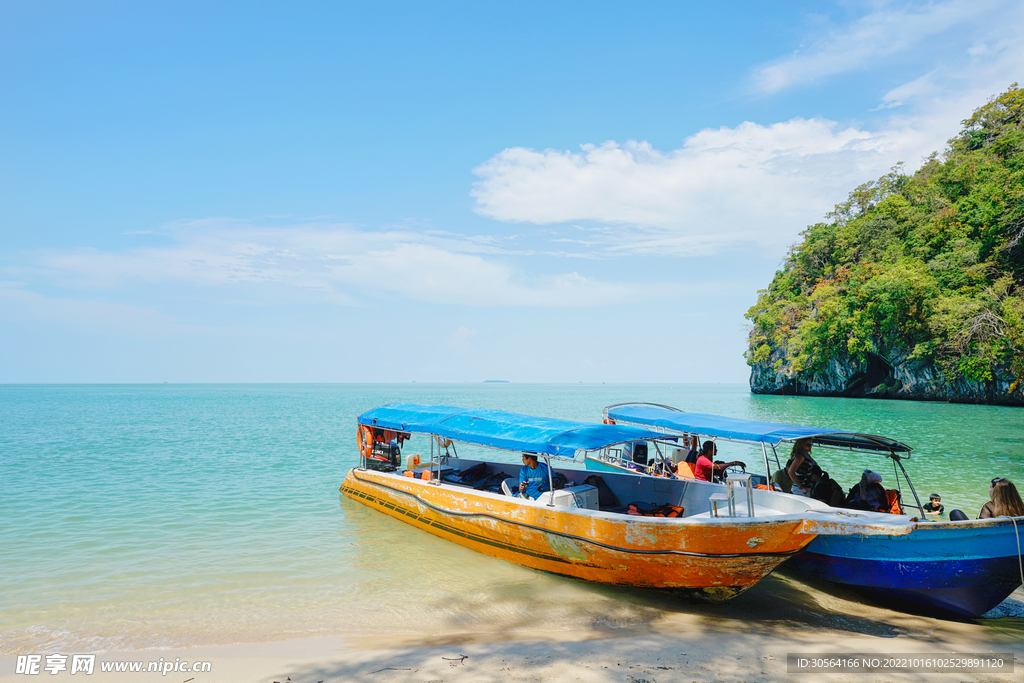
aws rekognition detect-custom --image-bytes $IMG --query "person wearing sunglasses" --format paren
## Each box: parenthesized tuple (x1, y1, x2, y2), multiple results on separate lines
(978, 478, 1024, 519)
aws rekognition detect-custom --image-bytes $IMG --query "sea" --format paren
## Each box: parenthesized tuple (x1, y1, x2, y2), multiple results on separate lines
(2, 383, 1023, 655)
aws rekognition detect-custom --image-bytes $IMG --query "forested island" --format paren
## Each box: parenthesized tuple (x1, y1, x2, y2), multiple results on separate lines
(745, 85, 1024, 405)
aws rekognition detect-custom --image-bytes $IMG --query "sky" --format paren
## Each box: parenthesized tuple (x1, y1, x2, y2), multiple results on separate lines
(1, 0, 1023, 383)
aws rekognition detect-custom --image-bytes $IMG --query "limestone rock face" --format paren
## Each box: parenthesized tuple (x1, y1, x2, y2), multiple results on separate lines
(749, 350, 1024, 406)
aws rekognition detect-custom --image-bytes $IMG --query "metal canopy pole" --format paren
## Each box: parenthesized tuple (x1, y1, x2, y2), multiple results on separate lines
(652, 441, 668, 475)
(360, 427, 366, 470)
(894, 453, 924, 516)
(544, 455, 555, 507)
(430, 435, 441, 485)
(761, 442, 771, 483)
(434, 436, 448, 485)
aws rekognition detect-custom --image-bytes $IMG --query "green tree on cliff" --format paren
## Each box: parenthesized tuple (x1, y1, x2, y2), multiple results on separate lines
(746, 85, 1024, 399)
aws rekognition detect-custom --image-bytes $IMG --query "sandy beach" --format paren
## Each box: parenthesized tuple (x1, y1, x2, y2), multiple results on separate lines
(4, 571, 1021, 683)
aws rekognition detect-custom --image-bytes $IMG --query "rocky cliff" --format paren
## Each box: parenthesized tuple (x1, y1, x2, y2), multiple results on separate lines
(749, 348, 1024, 406)
(745, 85, 1024, 406)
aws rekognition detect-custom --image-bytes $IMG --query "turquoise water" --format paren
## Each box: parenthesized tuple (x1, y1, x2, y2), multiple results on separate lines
(2, 384, 1022, 653)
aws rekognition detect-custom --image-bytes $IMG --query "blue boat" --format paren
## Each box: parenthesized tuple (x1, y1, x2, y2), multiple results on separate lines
(603, 402, 1024, 618)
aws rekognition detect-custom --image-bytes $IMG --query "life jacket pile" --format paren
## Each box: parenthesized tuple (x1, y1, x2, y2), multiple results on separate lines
(627, 501, 685, 517)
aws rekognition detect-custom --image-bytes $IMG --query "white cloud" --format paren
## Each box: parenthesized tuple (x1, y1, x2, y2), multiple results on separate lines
(472, 2, 1024, 257)
(472, 117, 936, 254)
(753, 0, 1009, 93)
(17, 222, 652, 309)
(874, 71, 940, 110)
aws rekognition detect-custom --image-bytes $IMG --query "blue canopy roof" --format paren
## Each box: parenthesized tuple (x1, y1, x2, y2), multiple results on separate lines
(358, 403, 668, 460)
(604, 403, 911, 455)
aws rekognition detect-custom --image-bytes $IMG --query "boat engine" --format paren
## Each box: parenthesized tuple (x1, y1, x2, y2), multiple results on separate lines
(365, 440, 401, 472)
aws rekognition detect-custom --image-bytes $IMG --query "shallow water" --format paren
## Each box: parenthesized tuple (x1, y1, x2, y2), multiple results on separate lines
(1, 383, 1022, 653)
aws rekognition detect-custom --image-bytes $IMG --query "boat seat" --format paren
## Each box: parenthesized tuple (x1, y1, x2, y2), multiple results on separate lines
(501, 479, 514, 497)
(709, 492, 730, 518)
(726, 472, 755, 517)
(408, 465, 454, 474)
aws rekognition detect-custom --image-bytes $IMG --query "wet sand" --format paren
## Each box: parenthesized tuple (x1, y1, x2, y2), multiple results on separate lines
(3, 570, 1021, 683)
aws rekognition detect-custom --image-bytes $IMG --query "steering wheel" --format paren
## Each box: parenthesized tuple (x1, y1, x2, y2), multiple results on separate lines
(714, 463, 746, 483)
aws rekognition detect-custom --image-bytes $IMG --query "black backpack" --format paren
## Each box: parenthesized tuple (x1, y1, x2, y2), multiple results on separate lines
(475, 472, 516, 493)
(455, 462, 491, 485)
(539, 471, 568, 492)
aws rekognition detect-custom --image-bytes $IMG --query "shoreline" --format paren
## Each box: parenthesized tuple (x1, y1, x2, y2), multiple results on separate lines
(3, 572, 1021, 683)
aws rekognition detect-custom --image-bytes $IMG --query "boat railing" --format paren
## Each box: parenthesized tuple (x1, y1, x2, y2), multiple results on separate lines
(605, 410, 926, 519)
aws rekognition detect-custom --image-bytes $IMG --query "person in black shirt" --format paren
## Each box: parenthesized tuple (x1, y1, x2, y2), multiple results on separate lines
(923, 493, 944, 515)
(809, 466, 845, 508)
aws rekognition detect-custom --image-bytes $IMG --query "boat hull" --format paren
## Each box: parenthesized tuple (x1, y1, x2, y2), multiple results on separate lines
(341, 468, 814, 600)
(785, 520, 1024, 618)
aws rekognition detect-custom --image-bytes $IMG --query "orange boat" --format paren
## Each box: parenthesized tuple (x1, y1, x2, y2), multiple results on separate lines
(340, 404, 910, 600)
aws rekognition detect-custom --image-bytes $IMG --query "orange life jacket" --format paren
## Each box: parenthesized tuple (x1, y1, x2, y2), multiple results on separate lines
(884, 489, 903, 515)
(675, 462, 697, 480)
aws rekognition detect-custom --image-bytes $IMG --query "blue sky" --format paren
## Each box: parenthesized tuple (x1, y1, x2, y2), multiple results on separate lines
(2, 0, 1022, 383)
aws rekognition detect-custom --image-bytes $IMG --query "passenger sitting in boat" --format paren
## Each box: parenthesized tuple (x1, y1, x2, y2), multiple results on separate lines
(923, 493, 944, 515)
(845, 470, 887, 511)
(518, 453, 551, 500)
(693, 441, 745, 482)
(771, 438, 817, 494)
(809, 466, 845, 508)
(684, 435, 701, 464)
(979, 478, 1024, 518)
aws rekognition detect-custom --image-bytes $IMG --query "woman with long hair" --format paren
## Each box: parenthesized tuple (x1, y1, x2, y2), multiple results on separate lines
(771, 438, 817, 494)
(979, 478, 1024, 518)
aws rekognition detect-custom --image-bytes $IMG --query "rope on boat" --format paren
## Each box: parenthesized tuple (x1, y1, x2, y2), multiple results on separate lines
(1006, 515, 1024, 589)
